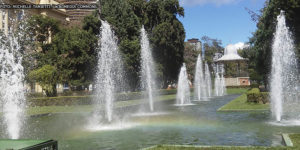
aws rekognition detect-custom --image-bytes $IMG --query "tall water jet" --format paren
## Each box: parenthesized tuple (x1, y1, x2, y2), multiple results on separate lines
(140, 26, 157, 112)
(204, 62, 212, 97)
(0, 31, 26, 139)
(176, 63, 191, 105)
(214, 64, 226, 96)
(270, 11, 299, 122)
(194, 55, 207, 100)
(93, 20, 124, 123)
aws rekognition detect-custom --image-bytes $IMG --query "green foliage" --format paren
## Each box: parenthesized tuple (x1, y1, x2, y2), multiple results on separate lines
(249, 0, 300, 85)
(151, 20, 185, 85)
(82, 11, 101, 35)
(218, 93, 270, 112)
(26, 15, 98, 95)
(26, 0, 186, 94)
(250, 83, 260, 88)
(50, 27, 97, 86)
(29, 65, 57, 97)
(100, 0, 186, 88)
(27, 15, 60, 48)
(29, 16, 99, 86)
(246, 88, 269, 104)
(100, 0, 141, 90)
(149, 145, 296, 150)
(145, 0, 185, 86)
(202, 36, 223, 64)
(184, 43, 201, 82)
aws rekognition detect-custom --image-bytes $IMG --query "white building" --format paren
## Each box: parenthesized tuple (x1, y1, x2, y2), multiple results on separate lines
(187, 38, 202, 51)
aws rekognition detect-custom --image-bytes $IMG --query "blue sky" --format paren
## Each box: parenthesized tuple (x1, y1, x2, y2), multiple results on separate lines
(178, 0, 266, 46)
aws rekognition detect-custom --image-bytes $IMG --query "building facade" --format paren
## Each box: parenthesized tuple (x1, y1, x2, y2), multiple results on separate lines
(0, 0, 70, 94)
(225, 77, 251, 86)
(0, 0, 69, 35)
(55, 0, 97, 25)
(187, 38, 202, 51)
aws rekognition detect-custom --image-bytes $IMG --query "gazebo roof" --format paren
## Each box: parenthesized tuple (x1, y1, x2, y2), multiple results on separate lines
(215, 43, 248, 62)
(217, 54, 244, 61)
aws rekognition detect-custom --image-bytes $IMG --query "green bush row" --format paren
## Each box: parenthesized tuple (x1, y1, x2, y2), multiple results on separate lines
(246, 88, 269, 104)
(226, 85, 251, 89)
(28, 89, 178, 107)
(28, 96, 93, 107)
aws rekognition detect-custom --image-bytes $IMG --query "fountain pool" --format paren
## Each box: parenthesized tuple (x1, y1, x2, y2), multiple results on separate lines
(2, 94, 300, 150)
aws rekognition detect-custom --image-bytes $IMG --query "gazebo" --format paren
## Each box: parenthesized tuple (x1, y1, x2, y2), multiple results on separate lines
(214, 44, 250, 86)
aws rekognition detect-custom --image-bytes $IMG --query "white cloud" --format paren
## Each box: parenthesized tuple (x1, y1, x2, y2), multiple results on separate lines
(180, 0, 241, 7)
(225, 42, 249, 55)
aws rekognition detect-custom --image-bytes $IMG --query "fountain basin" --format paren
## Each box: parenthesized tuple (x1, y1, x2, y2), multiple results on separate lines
(0, 139, 57, 150)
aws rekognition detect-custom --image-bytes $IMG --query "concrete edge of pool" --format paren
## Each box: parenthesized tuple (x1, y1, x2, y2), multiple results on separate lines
(282, 133, 293, 147)
(141, 133, 295, 150)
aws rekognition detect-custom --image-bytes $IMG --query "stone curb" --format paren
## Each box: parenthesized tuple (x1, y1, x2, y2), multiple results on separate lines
(282, 133, 293, 147)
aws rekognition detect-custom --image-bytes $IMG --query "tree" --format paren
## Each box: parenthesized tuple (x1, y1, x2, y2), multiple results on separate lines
(151, 21, 185, 86)
(82, 11, 101, 35)
(184, 43, 201, 82)
(86, 0, 186, 89)
(29, 65, 57, 97)
(50, 28, 97, 87)
(27, 15, 98, 96)
(249, 0, 300, 85)
(27, 15, 60, 52)
(201, 36, 224, 64)
(100, 0, 142, 90)
(144, 0, 185, 87)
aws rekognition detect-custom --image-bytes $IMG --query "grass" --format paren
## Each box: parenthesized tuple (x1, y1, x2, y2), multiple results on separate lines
(7, 88, 248, 116)
(146, 145, 292, 150)
(146, 134, 300, 150)
(289, 134, 300, 147)
(226, 88, 249, 95)
(26, 88, 248, 116)
(26, 94, 176, 116)
(218, 94, 270, 111)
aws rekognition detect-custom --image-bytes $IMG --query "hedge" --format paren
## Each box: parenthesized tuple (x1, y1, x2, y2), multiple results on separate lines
(246, 88, 269, 104)
(226, 85, 250, 89)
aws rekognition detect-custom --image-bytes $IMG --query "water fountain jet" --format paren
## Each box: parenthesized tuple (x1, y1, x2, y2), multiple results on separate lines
(204, 62, 212, 98)
(0, 30, 26, 139)
(140, 26, 157, 112)
(270, 11, 299, 122)
(214, 64, 226, 96)
(92, 20, 125, 123)
(194, 55, 207, 100)
(176, 63, 191, 105)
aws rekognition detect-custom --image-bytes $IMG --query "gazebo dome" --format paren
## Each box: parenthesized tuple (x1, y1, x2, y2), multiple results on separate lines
(216, 42, 248, 62)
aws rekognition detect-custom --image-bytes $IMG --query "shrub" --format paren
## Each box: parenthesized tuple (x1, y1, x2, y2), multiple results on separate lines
(28, 96, 93, 107)
(226, 85, 250, 89)
(250, 83, 260, 88)
(246, 88, 269, 104)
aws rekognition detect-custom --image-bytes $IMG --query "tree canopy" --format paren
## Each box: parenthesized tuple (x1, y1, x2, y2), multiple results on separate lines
(26, 15, 97, 96)
(24, 0, 186, 96)
(99, 0, 185, 88)
(247, 0, 300, 85)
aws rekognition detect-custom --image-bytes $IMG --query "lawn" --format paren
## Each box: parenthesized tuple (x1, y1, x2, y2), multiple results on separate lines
(146, 133, 300, 150)
(226, 88, 249, 95)
(26, 88, 247, 116)
(217, 94, 270, 111)
(26, 94, 176, 116)
(289, 134, 300, 147)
